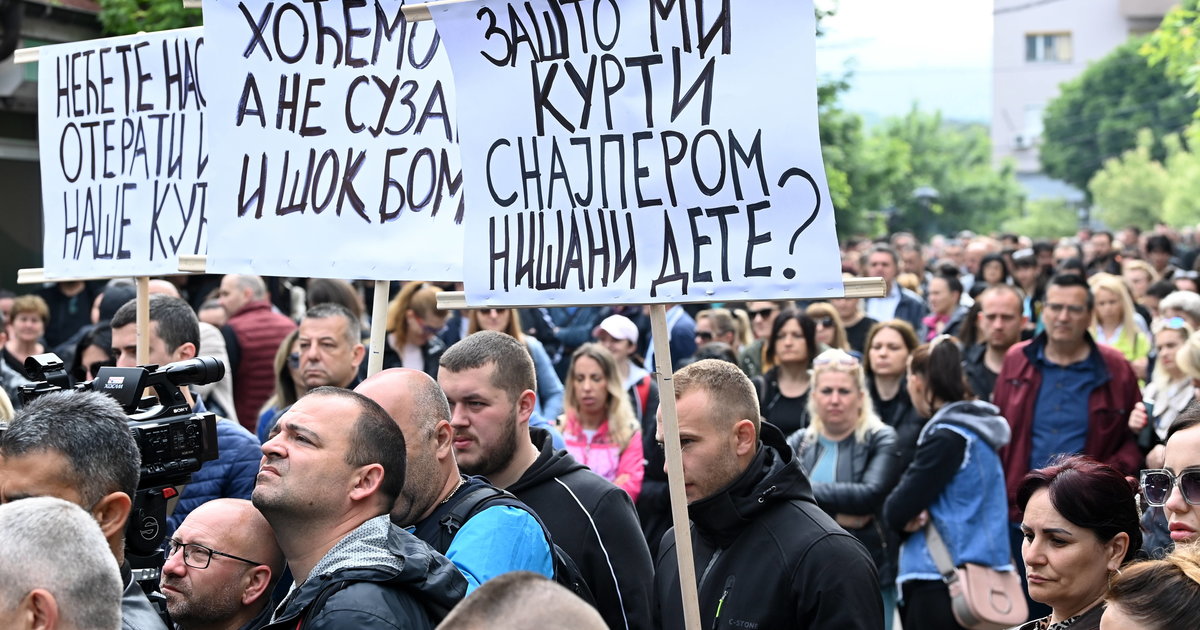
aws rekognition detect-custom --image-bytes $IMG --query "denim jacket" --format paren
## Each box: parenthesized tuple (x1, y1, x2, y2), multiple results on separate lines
(897, 400, 1013, 586)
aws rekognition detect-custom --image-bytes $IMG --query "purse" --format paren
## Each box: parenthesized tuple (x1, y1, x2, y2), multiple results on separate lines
(925, 520, 1028, 630)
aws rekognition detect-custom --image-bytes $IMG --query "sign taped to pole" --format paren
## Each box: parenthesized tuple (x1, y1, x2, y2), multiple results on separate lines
(200, 0, 466, 281)
(431, 0, 842, 305)
(37, 27, 208, 280)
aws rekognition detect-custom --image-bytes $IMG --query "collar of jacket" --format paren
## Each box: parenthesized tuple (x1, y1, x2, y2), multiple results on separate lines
(686, 422, 816, 548)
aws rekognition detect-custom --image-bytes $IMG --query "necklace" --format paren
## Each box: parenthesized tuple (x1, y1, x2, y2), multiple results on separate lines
(440, 478, 465, 505)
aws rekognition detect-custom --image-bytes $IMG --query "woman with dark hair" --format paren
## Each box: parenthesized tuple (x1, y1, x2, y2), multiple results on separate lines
(1103, 542, 1200, 630)
(864, 320, 924, 465)
(1014, 455, 1141, 629)
(979, 252, 1012, 286)
(883, 337, 1015, 630)
(751, 309, 816, 435)
(1140, 405, 1200, 550)
(922, 268, 968, 341)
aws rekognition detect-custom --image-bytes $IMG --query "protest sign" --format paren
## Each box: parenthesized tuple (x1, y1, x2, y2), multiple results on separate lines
(431, 0, 842, 305)
(37, 27, 208, 279)
(200, 0, 465, 281)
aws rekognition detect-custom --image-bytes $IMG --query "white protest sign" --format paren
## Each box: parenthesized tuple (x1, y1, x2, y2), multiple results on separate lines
(201, 0, 465, 281)
(432, 0, 842, 305)
(37, 28, 208, 280)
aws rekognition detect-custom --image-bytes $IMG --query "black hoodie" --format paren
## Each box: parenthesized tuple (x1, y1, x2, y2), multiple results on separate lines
(509, 428, 655, 630)
(654, 423, 883, 630)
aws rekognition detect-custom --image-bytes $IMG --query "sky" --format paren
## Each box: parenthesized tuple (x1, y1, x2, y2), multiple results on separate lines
(814, 0, 993, 123)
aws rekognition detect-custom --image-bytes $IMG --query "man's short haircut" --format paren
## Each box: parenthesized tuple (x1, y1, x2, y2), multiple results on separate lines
(111, 294, 200, 355)
(1146, 234, 1174, 255)
(0, 497, 123, 630)
(977, 284, 1025, 310)
(0, 390, 140, 503)
(303, 302, 362, 347)
(1047, 274, 1094, 310)
(308, 387, 406, 505)
(436, 571, 606, 630)
(440, 330, 537, 403)
(234, 274, 268, 299)
(673, 359, 760, 436)
(867, 244, 899, 266)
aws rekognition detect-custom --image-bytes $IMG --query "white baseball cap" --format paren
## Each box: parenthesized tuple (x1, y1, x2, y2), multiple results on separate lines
(593, 315, 639, 344)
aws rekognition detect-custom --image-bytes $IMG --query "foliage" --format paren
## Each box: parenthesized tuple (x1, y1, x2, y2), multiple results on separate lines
(1002, 199, 1080, 240)
(1040, 37, 1193, 196)
(98, 0, 202, 37)
(1088, 129, 1170, 230)
(1142, 0, 1200, 106)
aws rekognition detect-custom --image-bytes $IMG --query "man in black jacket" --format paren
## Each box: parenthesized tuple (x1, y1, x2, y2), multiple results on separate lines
(438, 331, 655, 630)
(653, 360, 883, 630)
(253, 387, 465, 629)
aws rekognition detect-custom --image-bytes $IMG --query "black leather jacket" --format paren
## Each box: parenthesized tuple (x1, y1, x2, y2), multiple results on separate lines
(790, 424, 903, 585)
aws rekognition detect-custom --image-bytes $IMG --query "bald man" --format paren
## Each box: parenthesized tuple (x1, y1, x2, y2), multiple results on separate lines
(160, 499, 284, 630)
(218, 274, 295, 430)
(436, 572, 604, 630)
(356, 369, 554, 593)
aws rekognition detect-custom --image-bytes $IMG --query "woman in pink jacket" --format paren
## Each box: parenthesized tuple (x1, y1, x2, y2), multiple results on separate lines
(559, 343, 645, 501)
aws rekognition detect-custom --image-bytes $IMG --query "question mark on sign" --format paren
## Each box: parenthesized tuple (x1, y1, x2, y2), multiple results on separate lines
(778, 167, 821, 280)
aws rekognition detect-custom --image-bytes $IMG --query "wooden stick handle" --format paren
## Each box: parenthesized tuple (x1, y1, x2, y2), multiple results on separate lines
(649, 304, 702, 630)
(136, 277, 151, 365)
(367, 280, 390, 377)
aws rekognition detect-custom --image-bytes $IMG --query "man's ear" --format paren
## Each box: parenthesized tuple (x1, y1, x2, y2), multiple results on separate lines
(434, 421, 454, 461)
(241, 566, 274, 606)
(24, 589, 59, 630)
(91, 491, 132, 542)
(350, 343, 366, 368)
(733, 419, 757, 457)
(516, 389, 537, 424)
(174, 341, 197, 362)
(348, 464, 386, 502)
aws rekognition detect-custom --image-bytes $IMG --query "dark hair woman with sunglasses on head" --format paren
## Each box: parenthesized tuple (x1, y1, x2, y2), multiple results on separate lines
(883, 337, 1016, 630)
(751, 309, 817, 435)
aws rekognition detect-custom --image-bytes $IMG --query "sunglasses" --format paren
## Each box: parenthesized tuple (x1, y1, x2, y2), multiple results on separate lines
(287, 352, 300, 369)
(1141, 469, 1200, 507)
(695, 331, 714, 342)
(814, 317, 835, 329)
(1162, 316, 1189, 330)
(749, 308, 778, 320)
(813, 354, 860, 368)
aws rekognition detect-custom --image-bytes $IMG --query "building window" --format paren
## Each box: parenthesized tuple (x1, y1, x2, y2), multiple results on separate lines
(1025, 32, 1072, 62)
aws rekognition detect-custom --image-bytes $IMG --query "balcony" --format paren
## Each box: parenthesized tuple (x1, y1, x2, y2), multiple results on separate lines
(1120, 0, 1179, 19)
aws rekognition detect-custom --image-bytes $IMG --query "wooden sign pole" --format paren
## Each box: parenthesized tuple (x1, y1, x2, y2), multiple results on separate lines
(135, 277, 151, 365)
(649, 304, 702, 630)
(367, 280, 390, 376)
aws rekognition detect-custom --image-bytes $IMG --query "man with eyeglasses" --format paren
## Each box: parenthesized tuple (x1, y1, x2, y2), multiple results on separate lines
(963, 285, 1027, 402)
(161, 499, 283, 630)
(993, 274, 1142, 615)
(0, 390, 167, 629)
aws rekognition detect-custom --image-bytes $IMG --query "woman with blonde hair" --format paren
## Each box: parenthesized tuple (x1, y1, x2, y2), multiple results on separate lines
(468, 307, 564, 420)
(559, 343, 644, 500)
(255, 329, 307, 442)
(1103, 543, 1200, 630)
(383, 282, 448, 377)
(1088, 273, 1150, 380)
(1122, 258, 1159, 302)
(1129, 318, 1196, 469)
(805, 302, 850, 353)
(791, 349, 903, 627)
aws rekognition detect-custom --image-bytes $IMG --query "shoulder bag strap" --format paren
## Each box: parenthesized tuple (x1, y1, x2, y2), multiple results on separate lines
(924, 521, 958, 583)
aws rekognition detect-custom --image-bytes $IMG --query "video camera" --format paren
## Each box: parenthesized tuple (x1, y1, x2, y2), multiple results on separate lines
(13, 353, 222, 570)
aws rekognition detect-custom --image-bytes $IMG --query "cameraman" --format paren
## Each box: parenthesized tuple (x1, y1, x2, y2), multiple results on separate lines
(0, 389, 166, 629)
(110, 295, 261, 536)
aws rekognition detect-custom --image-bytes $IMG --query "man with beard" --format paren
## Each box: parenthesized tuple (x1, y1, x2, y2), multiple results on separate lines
(438, 332, 654, 630)
(253, 387, 466, 629)
(160, 499, 283, 630)
(356, 369, 553, 592)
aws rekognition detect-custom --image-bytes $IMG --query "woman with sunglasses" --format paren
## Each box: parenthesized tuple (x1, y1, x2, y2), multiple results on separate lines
(1141, 408, 1200, 548)
(883, 337, 1015, 629)
(382, 282, 448, 377)
(255, 329, 307, 443)
(468, 306, 565, 420)
(805, 302, 852, 354)
(791, 349, 903, 628)
(752, 309, 817, 435)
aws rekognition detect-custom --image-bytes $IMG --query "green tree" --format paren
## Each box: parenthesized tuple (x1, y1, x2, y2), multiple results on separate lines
(1002, 199, 1080, 240)
(98, 0, 201, 37)
(1087, 129, 1169, 230)
(1040, 37, 1193, 195)
(1142, 0, 1200, 111)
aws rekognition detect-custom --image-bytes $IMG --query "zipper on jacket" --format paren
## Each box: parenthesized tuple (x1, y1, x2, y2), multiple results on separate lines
(710, 575, 735, 630)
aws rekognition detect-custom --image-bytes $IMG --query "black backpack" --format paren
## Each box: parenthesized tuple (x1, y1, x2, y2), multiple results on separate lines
(434, 485, 596, 607)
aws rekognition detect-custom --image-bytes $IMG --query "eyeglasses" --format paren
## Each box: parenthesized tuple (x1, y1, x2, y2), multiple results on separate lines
(813, 354, 860, 368)
(480, 308, 505, 316)
(165, 539, 264, 570)
(749, 308, 778, 320)
(695, 331, 714, 342)
(1163, 317, 1189, 330)
(1140, 469, 1200, 507)
(287, 352, 300, 369)
(1044, 302, 1087, 316)
(814, 317, 835, 329)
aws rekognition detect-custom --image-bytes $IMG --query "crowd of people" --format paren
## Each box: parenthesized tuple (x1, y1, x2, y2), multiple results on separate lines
(3, 225, 1200, 628)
